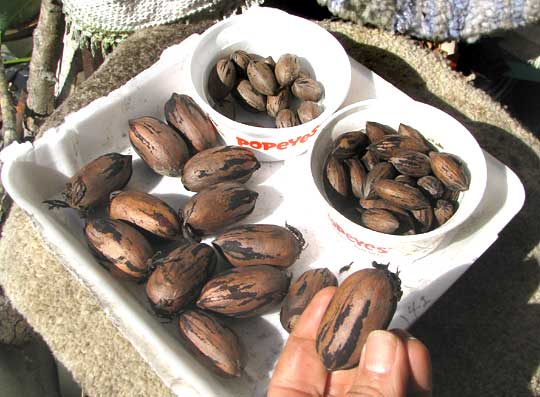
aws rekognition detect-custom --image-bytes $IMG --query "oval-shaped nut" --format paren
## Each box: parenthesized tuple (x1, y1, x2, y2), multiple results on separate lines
(164, 93, 218, 152)
(394, 174, 417, 186)
(358, 199, 409, 216)
(373, 179, 430, 210)
(208, 58, 237, 101)
(442, 188, 460, 202)
(280, 268, 338, 333)
(325, 156, 349, 197)
(417, 175, 444, 198)
(434, 199, 455, 226)
(234, 79, 266, 112)
(397, 123, 426, 143)
(182, 182, 258, 237)
(275, 54, 301, 87)
(247, 61, 279, 96)
(267, 88, 290, 118)
(389, 150, 431, 177)
(181, 146, 260, 192)
(363, 162, 396, 199)
(146, 242, 216, 315)
(109, 191, 181, 239)
(213, 224, 305, 268)
(429, 152, 470, 191)
(361, 208, 400, 234)
(368, 135, 430, 159)
(297, 101, 323, 124)
(345, 158, 367, 199)
(197, 265, 291, 318)
(178, 310, 242, 377)
(128, 116, 189, 177)
(61, 153, 132, 210)
(361, 150, 379, 171)
(230, 50, 251, 74)
(365, 121, 396, 143)
(411, 206, 434, 233)
(291, 77, 323, 102)
(85, 218, 152, 279)
(275, 109, 299, 128)
(213, 96, 236, 120)
(316, 265, 402, 371)
(331, 131, 370, 159)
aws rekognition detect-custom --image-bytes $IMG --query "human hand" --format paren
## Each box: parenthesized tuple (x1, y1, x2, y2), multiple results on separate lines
(268, 287, 432, 397)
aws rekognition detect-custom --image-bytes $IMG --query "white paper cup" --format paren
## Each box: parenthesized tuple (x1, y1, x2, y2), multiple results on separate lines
(309, 99, 487, 262)
(186, 7, 351, 161)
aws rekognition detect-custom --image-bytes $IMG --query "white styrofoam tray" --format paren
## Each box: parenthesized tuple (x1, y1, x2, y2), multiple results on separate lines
(0, 34, 525, 397)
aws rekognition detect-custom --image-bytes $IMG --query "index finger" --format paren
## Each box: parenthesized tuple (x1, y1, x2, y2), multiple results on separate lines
(268, 287, 337, 397)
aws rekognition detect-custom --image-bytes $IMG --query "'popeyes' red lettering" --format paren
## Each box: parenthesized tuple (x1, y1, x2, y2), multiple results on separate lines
(234, 125, 320, 151)
(329, 216, 389, 254)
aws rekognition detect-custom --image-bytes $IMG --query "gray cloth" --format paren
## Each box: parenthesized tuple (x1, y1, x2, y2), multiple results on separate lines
(319, 0, 540, 40)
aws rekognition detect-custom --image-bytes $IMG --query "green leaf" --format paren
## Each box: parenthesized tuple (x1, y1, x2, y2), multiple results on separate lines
(3, 57, 31, 65)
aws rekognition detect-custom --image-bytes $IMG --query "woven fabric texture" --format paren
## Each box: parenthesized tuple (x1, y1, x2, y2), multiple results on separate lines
(318, 0, 540, 40)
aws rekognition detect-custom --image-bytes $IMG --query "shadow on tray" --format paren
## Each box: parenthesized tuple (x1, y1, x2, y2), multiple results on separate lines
(329, 30, 540, 397)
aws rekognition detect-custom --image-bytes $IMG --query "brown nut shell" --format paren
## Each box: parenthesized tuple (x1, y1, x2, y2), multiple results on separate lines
(389, 150, 431, 177)
(234, 79, 266, 112)
(345, 158, 367, 199)
(325, 156, 349, 197)
(85, 218, 152, 279)
(316, 265, 402, 371)
(230, 50, 251, 74)
(178, 310, 242, 377)
(128, 116, 189, 177)
(297, 101, 323, 124)
(363, 162, 396, 199)
(182, 182, 258, 236)
(247, 60, 279, 96)
(397, 123, 426, 142)
(164, 93, 218, 152)
(429, 152, 470, 191)
(280, 268, 338, 333)
(373, 179, 430, 210)
(208, 58, 237, 101)
(361, 208, 400, 234)
(62, 153, 132, 210)
(331, 131, 369, 159)
(109, 191, 181, 239)
(146, 242, 216, 315)
(417, 175, 444, 198)
(275, 109, 300, 128)
(365, 121, 396, 143)
(434, 199, 455, 225)
(411, 206, 434, 233)
(275, 54, 301, 87)
(181, 146, 260, 192)
(291, 77, 323, 102)
(368, 135, 430, 160)
(197, 265, 291, 318)
(267, 88, 290, 118)
(213, 224, 305, 268)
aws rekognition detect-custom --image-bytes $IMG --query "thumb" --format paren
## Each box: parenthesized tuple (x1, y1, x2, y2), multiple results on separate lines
(346, 330, 409, 397)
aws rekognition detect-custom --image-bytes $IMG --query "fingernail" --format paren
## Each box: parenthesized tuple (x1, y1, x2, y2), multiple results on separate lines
(363, 330, 397, 374)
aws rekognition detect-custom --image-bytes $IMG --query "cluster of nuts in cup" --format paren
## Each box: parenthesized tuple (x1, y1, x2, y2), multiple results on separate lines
(325, 121, 471, 235)
(208, 50, 325, 127)
(44, 93, 405, 377)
